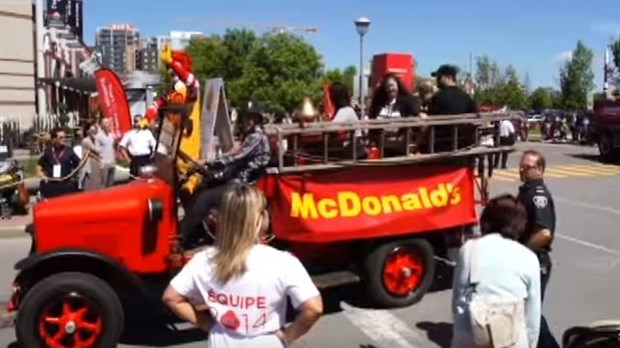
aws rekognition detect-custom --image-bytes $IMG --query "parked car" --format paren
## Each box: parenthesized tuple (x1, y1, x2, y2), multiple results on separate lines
(528, 114, 544, 123)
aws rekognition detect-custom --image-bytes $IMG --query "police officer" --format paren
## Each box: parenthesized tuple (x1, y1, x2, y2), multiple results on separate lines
(516, 149, 560, 348)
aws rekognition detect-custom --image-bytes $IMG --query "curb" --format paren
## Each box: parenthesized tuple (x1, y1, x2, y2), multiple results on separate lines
(0, 225, 28, 239)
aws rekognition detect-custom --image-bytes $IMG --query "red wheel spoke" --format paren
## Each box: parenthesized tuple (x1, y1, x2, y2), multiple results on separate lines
(62, 301, 73, 315)
(39, 293, 105, 348)
(75, 333, 96, 348)
(76, 307, 89, 318)
(79, 320, 102, 334)
(383, 248, 425, 296)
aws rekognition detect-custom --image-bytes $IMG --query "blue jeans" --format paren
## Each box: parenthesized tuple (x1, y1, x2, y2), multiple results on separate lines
(538, 252, 560, 348)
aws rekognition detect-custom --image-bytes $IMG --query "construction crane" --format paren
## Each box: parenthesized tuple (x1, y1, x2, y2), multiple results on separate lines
(177, 17, 319, 35)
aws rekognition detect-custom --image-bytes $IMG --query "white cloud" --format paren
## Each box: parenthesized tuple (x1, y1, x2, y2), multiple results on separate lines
(591, 21, 620, 37)
(554, 50, 573, 62)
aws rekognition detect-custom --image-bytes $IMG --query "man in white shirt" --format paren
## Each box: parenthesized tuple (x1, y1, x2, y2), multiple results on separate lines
(494, 119, 516, 169)
(96, 118, 118, 187)
(119, 115, 156, 178)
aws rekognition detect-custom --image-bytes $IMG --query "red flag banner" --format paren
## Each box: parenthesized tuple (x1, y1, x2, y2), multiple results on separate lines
(323, 83, 335, 120)
(95, 68, 132, 140)
(266, 165, 477, 243)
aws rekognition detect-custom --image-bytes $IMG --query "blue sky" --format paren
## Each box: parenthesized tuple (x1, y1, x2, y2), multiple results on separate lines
(84, 0, 620, 89)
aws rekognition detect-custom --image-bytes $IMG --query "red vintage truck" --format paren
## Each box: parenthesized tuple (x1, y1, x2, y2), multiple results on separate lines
(6, 102, 519, 347)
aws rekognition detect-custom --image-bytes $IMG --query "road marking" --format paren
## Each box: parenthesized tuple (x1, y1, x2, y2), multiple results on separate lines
(556, 234, 620, 257)
(561, 164, 620, 175)
(340, 301, 424, 348)
(554, 196, 620, 216)
(545, 167, 592, 177)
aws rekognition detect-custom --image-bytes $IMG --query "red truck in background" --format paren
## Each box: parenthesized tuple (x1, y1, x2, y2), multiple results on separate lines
(371, 53, 416, 93)
(590, 98, 620, 162)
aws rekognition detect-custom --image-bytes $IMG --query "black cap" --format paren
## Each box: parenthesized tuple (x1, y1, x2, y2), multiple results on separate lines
(431, 64, 459, 78)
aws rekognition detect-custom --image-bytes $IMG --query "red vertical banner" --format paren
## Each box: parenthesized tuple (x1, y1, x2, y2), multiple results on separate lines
(94, 68, 132, 140)
(323, 83, 335, 120)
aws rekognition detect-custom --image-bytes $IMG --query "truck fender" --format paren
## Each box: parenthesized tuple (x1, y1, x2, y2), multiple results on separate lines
(13, 248, 143, 296)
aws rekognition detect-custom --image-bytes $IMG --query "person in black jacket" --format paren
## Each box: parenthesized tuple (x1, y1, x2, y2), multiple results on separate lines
(37, 128, 81, 198)
(368, 73, 420, 120)
(427, 64, 478, 151)
(368, 74, 421, 156)
(429, 65, 477, 115)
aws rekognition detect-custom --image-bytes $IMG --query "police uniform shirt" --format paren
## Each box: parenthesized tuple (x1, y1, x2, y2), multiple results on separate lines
(517, 178, 556, 252)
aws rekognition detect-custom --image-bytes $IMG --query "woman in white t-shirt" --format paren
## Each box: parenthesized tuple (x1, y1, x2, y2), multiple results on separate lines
(163, 185, 323, 347)
(329, 82, 366, 159)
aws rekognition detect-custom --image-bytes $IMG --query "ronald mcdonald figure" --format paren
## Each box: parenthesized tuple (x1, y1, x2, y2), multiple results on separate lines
(145, 45, 200, 124)
(147, 44, 204, 196)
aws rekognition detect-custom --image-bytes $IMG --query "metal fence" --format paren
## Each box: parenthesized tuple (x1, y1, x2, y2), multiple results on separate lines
(0, 114, 81, 155)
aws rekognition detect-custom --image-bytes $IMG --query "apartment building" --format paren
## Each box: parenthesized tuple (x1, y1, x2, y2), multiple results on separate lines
(95, 24, 140, 75)
(136, 37, 158, 72)
(170, 31, 203, 50)
(0, 0, 36, 124)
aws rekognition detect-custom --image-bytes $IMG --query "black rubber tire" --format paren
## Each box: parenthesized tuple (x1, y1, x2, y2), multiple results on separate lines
(598, 133, 615, 163)
(16, 272, 124, 348)
(363, 238, 435, 308)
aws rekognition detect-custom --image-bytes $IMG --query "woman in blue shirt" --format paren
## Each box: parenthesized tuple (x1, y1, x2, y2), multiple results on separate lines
(451, 194, 541, 348)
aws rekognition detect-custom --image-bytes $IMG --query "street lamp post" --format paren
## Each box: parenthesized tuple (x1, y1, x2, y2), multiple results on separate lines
(354, 17, 370, 118)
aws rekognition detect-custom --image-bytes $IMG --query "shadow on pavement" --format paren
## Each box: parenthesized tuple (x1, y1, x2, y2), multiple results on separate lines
(116, 289, 208, 346)
(567, 153, 619, 164)
(320, 260, 454, 315)
(416, 321, 453, 348)
(120, 320, 207, 346)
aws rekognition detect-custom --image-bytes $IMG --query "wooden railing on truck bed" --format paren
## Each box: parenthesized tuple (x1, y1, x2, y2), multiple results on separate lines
(264, 111, 524, 174)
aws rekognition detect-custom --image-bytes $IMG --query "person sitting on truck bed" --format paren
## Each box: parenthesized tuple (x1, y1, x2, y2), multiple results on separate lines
(329, 82, 366, 159)
(368, 73, 421, 156)
(426, 64, 478, 152)
(180, 100, 271, 249)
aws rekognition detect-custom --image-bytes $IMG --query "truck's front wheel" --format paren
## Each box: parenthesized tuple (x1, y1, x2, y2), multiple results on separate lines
(363, 238, 435, 308)
(598, 133, 618, 163)
(16, 272, 124, 348)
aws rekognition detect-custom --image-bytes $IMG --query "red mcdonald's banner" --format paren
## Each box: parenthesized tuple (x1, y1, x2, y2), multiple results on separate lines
(269, 166, 477, 243)
(95, 68, 132, 140)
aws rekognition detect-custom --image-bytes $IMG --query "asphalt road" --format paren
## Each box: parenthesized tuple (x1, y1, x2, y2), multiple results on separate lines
(0, 142, 618, 348)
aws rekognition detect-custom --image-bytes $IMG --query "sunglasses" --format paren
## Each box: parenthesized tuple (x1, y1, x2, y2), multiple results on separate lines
(520, 164, 539, 170)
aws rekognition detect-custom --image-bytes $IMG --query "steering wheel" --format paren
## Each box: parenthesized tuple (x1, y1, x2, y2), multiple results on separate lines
(178, 150, 209, 177)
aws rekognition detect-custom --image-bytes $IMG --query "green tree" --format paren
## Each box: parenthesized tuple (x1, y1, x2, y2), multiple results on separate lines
(496, 65, 527, 109)
(235, 32, 324, 112)
(473, 55, 505, 105)
(528, 87, 554, 110)
(610, 37, 620, 74)
(185, 35, 227, 82)
(475, 55, 504, 91)
(609, 37, 620, 93)
(323, 65, 357, 92)
(559, 40, 595, 110)
(184, 31, 323, 111)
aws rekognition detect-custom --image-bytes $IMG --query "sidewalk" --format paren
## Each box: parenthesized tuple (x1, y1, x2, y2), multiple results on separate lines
(0, 166, 131, 239)
(0, 211, 31, 239)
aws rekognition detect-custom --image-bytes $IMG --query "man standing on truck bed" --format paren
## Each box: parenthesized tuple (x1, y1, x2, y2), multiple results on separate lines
(428, 64, 477, 116)
(517, 149, 560, 348)
(424, 64, 478, 152)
